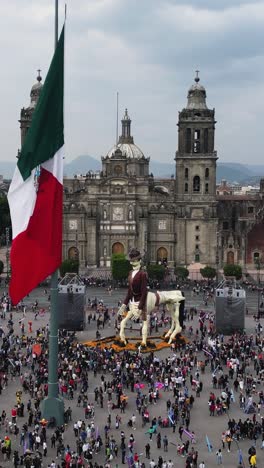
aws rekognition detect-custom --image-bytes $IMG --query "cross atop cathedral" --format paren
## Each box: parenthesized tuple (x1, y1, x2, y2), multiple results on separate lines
(195, 70, 200, 83)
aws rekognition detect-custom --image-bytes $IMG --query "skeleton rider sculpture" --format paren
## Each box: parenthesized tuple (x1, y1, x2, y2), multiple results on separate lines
(118, 248, 185, 346)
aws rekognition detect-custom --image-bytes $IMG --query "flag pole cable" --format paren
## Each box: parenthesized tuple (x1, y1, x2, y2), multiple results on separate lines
(41, 0, 64, 426)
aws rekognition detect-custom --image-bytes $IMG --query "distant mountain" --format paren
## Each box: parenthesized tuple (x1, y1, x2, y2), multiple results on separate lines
(0, 161, 16, 179)
(217, 164, 264, 184)
(216, 163, 253, 184)
(240, 175, 262, 185)
(245, 165, 264, 174)
(149, 160, 175, 177)
(64, 155, 100, 176)
(150, 161, 263, 183)
(242, 165, 264, 184)
(1, 155, 264, 184)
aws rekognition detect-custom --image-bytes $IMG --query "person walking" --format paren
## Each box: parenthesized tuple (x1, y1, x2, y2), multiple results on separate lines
(216, 449, 223, 464)
(145, 443, 151, 459)
(250, 453, 257, 467)
(221, 432, 225, 449)
(157, 432, 161, 449)
(43, 440, 47, 457)
(132, 413, 136, 429)
(179, 426, 184, 440)
(226, 434, 232, 452)
(163, 435, 168, 452)
(121, 444, 126, 464)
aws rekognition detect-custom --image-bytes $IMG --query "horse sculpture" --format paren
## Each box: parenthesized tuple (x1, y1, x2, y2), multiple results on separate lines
(118, 290, 185, 346)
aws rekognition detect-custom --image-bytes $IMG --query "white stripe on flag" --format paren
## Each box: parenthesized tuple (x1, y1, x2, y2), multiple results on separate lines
(42, 145, 64, 183)
(8, 167, 37, 239)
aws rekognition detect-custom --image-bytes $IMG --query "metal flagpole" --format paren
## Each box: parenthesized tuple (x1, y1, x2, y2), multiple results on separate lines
(116, 91, 119, 145)
(55, 0, 59, 49)
(41, 0, 64, 426)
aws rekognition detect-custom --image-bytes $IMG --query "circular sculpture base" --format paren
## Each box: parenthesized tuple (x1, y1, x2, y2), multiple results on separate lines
(82, 333, 188, 353)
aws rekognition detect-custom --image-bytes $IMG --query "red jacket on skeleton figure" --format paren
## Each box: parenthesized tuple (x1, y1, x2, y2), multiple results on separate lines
(123, 270, 148, 312)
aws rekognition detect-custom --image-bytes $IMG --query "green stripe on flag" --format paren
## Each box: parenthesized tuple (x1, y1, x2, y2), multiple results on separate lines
(18, 26, 64, 181)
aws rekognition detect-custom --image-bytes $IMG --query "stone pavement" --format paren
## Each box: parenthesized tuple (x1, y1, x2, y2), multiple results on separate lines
(6, 282, 259, 315)
(0, 285, 263, 467)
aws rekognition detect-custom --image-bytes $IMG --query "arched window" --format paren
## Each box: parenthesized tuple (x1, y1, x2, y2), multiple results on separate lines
(204, 128, 209, 153)
(185, 168, 189, 179)
(112, 242, 124, 255)
(185, 128, 191, 153)
(157, 247, 168, 263)
(205, 183, 209, 193)
(205, 168, 209, 178)
(227, 251, 234, 265)
(253, 252, 260, 263)
(185, 182, 188, 193)
(193, 176, 200, 192)
(68, 246, 79, 260)
(193, 129, 201, 153)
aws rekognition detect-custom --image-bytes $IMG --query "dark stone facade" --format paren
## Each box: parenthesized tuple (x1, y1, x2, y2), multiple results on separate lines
(19, 75, 264, 274)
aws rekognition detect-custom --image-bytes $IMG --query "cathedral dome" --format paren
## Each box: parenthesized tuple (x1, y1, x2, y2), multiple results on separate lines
(106, 109, 145, 159)
(30, 71, 43, 108)
(186, 71, 208, 110)
(107, 142, 144, 159)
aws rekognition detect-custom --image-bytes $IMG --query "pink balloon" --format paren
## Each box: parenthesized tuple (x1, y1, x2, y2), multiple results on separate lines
(155, 382, 164, 389)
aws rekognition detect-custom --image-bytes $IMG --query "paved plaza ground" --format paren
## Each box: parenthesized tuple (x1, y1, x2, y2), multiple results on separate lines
(0, 283, 263, 467)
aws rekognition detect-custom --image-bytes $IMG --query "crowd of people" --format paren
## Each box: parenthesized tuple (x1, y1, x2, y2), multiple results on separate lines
(0, 284, 264, 467)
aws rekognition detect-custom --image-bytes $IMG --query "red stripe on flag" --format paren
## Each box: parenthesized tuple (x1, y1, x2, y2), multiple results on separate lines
(9, 168, 62, 304)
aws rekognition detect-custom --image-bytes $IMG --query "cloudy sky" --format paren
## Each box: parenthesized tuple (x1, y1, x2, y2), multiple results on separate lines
(1, 0, 264, 165)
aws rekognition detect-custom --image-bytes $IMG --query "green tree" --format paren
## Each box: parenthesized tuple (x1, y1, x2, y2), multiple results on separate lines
(223, 264, 242, 280)
(200, 266, 216, 280)
(111, 253, 131, 281)
(147, 264, 165, 281)
(0, 260, 4, 275)
(60, 258, 79, 277)
(175, 266, 189, 280)
(0, 195, 11, 245)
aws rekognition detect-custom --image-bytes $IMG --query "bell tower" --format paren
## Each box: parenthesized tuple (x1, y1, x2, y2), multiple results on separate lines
(19, 71, 43, 147)
(175, 73, 218, 267)
(175, 71, 217, 201)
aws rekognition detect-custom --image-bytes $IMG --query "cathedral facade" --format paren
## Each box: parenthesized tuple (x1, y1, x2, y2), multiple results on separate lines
(19, 75, 264, 274)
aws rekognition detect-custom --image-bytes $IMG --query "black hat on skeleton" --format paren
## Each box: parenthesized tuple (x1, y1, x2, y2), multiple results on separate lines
(128, 248, 142, 261)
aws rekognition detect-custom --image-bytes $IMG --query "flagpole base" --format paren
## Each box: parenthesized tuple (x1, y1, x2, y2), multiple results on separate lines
(41, 396, 64, 426)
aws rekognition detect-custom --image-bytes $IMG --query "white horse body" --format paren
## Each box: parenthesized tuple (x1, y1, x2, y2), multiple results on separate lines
(119, 290, 184, 346)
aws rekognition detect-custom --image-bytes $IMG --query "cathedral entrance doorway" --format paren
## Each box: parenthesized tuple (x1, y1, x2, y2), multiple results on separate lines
(157, 247, 168, 263)
(68, 246, 79, 259)
(112, 242, 124, 255)
(227, 251, 234, 265)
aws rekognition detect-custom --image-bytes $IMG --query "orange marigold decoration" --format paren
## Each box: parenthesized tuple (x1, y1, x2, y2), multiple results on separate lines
(81, 333, 188, 353)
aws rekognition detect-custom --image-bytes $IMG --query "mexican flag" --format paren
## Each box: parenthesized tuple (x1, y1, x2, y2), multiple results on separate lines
(8, 26, 64, 305)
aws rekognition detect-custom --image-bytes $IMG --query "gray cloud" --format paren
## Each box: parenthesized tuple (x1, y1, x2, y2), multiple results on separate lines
(0, 0, 263, 167)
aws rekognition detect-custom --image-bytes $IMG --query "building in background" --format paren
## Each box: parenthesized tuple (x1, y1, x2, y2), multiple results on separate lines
(18, 74, 264, 276)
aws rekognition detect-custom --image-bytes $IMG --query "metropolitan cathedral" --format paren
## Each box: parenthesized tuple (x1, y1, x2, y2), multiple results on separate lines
(19, 73, 264, 274)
